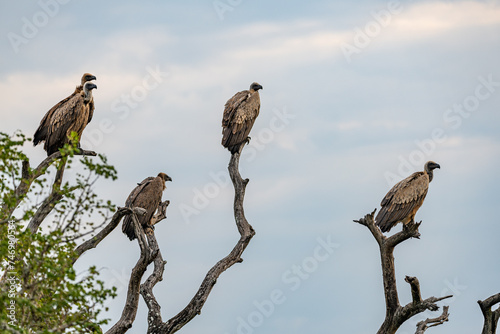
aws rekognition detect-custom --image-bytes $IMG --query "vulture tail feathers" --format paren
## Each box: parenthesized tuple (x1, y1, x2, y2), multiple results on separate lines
(375, 209, 394, 232)
(122, 217, 137, 240)
(228, 144, 240, 154)
(33, 128, 46, 146)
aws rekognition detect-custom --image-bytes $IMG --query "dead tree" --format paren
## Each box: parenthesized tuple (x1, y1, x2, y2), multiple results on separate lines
(415, 306, 449, 334)
(478, 293, 500, 334)
(102, 144, 255, 334)
(354, 210, 452, 334)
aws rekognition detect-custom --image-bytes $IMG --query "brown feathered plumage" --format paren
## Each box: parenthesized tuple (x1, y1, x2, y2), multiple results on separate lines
(122, 173, 172, 241)
(222, 82, 263, 154)
(34, 73, 96, 151)
(40, 82, 97, 156)
(375, 161, 440, 232)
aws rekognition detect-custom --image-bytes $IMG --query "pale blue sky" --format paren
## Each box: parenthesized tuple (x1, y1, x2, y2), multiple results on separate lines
(1, 1, 500, 333)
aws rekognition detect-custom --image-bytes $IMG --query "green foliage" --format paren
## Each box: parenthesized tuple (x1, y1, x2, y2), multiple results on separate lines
(0, 131, 34, 219)
(0, 131, 118, 333)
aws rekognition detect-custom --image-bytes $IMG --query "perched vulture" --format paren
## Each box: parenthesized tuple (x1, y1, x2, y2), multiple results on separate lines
(375, 161, 440, 233)
(122, 173, 172, 241)
(222, 82, 263, 154)
(34, 73, 96, 155)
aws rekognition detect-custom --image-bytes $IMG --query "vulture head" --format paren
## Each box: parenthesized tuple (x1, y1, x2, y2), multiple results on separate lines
(250, 82, 263, 91)
(158, 172, 172, 190)
(424, 161, 440, 182)
(81, 73, 97, 85)
(158, 172, 172, 182)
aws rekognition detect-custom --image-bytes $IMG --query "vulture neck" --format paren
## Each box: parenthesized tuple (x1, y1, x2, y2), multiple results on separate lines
(426, 168, 434, 183)
(83, 89, 93, 103)
(159, 177, 166, 191)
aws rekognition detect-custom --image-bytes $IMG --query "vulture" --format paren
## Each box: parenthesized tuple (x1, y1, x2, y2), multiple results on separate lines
(34, 73, 97, 155)
(222, 82, 263, 154)
(375, 161, 440, 233)
(122, 173, 172, 241)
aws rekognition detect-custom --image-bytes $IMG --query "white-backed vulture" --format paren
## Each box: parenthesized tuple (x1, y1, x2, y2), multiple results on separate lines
(122, 173, 172, 241)
(40, 82, 97, 156)
(34, 73, 96, 155)
(375, 161, 440, 232)
(222, 82, 263, 154)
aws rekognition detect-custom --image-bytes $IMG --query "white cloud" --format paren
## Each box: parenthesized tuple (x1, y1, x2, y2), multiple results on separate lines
(388, 1, 500, 41)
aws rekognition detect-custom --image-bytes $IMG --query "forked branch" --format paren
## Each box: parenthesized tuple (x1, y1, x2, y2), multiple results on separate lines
(415, 306, 449, 334)
(106, 207, 155, 334)
(142, 147, 256, 334)
(354, 211, 451, 334)
(478, 293, 500, 334)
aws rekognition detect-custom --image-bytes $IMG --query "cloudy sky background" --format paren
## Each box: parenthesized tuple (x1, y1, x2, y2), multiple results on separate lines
(1, 0, 500, 333)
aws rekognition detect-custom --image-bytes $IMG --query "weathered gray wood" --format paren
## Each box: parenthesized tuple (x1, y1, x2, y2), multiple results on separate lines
(354, 211, 451, 334)
(478, 293, 500, 334)
(73, 207, 139, 264)
(106, 143, 255, 334)
(415, 306, 449, 334)
(141, 145, 255, 334)
(106, 207, 154, 334)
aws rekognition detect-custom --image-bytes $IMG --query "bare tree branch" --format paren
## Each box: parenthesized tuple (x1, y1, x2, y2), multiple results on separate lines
(72, 207, 133, 264)
(354, 211, 451, 334)
(151, 200, 170, 227)
(140, 148, 255, 334)
(415, 306, 450, 334)
(138, 201, 170, 331)
(140, 232, 166, 333)
(106, 207, 155, 334)
(405, 276, 423, 304)
(478, 293, 500, 334)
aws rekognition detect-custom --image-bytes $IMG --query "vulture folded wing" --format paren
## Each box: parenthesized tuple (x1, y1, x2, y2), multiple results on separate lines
(124, 177, 156, 207)
(34, 90, 79, 146)
(222, 91, 260, 151)
(222, 91, 250, 127)
(44, 94, 85, 155)
(122, 177, 162, 240)
(376, 172, 429, 232)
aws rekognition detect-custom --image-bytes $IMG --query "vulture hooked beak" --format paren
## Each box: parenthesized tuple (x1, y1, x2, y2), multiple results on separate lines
(88, 75, 97, 81)
(430, 162, 440, 170)
(88, 83, 97, 90)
